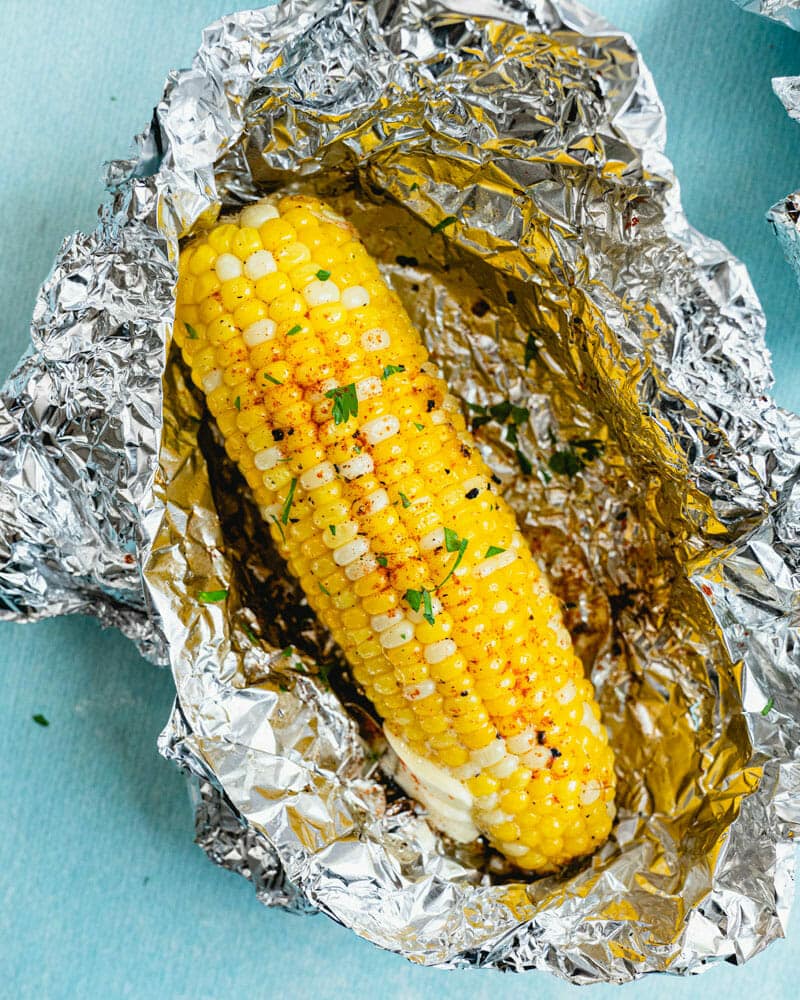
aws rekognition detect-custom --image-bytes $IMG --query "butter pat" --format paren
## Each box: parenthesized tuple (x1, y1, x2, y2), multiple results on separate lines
(383, 728, 479, 843)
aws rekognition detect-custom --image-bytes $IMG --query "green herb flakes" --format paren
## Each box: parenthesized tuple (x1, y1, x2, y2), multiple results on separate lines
(286, 324, 302, 337)
(32, 714, 49, 727)
(184, 322, 199, 340)
(431, 215, 458, 234)
(398, 492, 411, 508)
(485, 545, 505, 558)
(325, 383, 359, 425)
(381, 364, 405, 381)
(263, 372, 283, 386)
(762, 697, 774, 716)
(281, 477, 298, 524)
(198, 589, 228, 603)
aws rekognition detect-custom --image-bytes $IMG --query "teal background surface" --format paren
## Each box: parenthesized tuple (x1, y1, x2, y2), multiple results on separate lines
(2, 1, 800, 997)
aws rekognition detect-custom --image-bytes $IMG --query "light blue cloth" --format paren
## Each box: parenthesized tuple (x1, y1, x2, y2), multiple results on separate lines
(1, 2, 799, 997)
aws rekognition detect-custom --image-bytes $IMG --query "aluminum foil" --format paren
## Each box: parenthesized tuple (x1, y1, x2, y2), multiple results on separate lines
(731, 0, 800, 29)
(2, 0, 800, 983)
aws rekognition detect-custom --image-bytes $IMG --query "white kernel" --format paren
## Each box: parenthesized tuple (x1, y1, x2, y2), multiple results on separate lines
(356, 377, 382, 401)
(522, 746, 552, 770)
(490, 755, 518, 779)
(303, 279, 340, 307)
(470, 740, 506, 768)
(500, 843, 530, 858)
(380, 621, 414, 649)
(474, 793, 499, 810)
(362, 414, 399, 445)
(202, 369, 223, 393)
(493, 600, 509, 614)
(430, 411, 447, 425)
(363, 489, 389, 514)
(424, 639, 456, 664)
(253, 446, 283, 471)
(299, 462, 336, 491)
(484, 809, 513, 827)
(361, 328, 391, 351)
(506, 728, 536, 755)
(403, 680, 436, 701)
(341, 285, 371, 310)
(340, 453, 374, 480)
(244, 250, 277, 280)
(332, 536, 369, 566)
(473, 549, 517, 579)
(243, 318, 277, 346)
(582, 702, 603, 740)
(420, 527, 445, 551)
(407, 595, 442, 624)
(259, 502, 282, 521)
(556, 680, 577, 706)
(323, 521, 358, 549)
(240, 201, 280, 228)
(370, 609, 405, 633)
(580, 780, 601, 806)
(215, 253, 242, 281)
(462, 475, 487, 495)
(454, 763, 481, 781)
(345, 554, 378, 581)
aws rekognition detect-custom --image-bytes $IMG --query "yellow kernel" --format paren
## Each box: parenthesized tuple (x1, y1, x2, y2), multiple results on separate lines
(221, 277, 255, 313)
(466, 773, 499, 797)
(206, 315, 239, 345)
(188, 243, 217, 276)
(489, 820, 520, 842)
(230, 226, 263, 259)
(254, 271, 292, 302)
(418, 715, 449, 735)
(461, 725, 496, 750)
(289, 262, 323, 290)
(282, 207, 319, 231)
(259, 218, 296, 251)
(234, 298, 269, 329)
(206, 224, 238, 253)
(309, 303, 346, 329)
(193, 272, 221, 301)
(361, 591, 398, 615)
(437, 745, 470, 767)
(198, 295, 225, 324)
(269, 291, 305, 323)
(500, 790, 530, 815)
(276, 241, 312, 271)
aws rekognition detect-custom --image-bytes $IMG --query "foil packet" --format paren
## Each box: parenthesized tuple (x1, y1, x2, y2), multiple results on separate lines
(731, 0, 800, 29)
(2, 0, 800, 983)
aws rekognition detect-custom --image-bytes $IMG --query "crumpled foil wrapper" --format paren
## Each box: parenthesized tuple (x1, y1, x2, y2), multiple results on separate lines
(2, 0, 800, 982)
(731, 0, 800, 28)
(768, 75, 800, 285)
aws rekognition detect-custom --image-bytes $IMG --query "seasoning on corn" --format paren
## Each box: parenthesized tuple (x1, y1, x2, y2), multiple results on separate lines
(175, 194, 616, 872)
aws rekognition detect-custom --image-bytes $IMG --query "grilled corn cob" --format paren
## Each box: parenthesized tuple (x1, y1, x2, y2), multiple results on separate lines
(174, 195, 615, 872)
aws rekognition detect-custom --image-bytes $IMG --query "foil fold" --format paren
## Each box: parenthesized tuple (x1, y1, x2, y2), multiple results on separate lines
(731, 0, 800, 29)
(2, 0, 800, 982)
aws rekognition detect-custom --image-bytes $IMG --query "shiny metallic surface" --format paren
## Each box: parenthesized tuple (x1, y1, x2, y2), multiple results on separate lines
(732, 0, 800, 29)
(1, 0, 799, 981)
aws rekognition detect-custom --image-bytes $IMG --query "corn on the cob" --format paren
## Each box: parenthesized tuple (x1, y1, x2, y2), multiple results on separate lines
(174, 194, 615, 872)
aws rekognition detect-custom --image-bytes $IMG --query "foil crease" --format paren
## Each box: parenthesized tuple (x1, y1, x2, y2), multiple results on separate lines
(731, 0, 800, 29)
(2, 0, 800, 982)
(768, 76, 800, 290)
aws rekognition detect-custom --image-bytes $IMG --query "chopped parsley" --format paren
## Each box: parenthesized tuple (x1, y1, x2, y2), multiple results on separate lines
(547, 438, 604, 479)
(316, 269, 331, 281)
(319, 581, 331, 596)
(398, 492, 411, 508)
(32, 713, 49, 727)
(762, 697, 774, 716)
(410, 182, 419, 191)
(317, 662, 332, 689)
(184, 322, 199, 340)
(485, 545, 505, 558)
(243, 625, 259, 643)
(263, 372, 283, 386)
(516, 448, 533, 476)
(381, 364, 405, 381)
(286, 324, 302, 336)
(328, 524, 336, 536)
(376, 555, 388, 567)
(233, 395, 241, 410)
(431, 215, 458, 234)
(281, 477, 298, 525)
(198, 589, 228, 603)
(414, 422, 424, 431)
(270, 514, 286, 543)
(405, 587, 436, 625)
(281, 647, 293, 658)
(325, 383, 359, 425)
(524, 333, 539, 367)
(438, 530, 468, 588)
